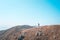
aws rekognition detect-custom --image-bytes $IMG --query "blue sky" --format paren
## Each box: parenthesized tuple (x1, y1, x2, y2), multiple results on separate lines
(0, 0, 60, 30)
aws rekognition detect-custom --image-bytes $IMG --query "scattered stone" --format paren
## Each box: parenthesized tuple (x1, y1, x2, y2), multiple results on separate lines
(36, 31, 43, 36)
(18, 35, 25, 40)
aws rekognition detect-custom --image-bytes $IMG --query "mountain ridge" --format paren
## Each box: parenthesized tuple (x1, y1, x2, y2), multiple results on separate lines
(0, 25, 60, 40)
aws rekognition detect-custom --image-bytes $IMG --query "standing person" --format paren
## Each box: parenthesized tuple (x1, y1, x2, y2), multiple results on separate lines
(38, 23, 40, 27)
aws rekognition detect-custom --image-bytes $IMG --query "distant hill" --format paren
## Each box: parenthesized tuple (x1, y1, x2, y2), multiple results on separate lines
(0, 30, 6, 38)
(0, 25, 33, 40)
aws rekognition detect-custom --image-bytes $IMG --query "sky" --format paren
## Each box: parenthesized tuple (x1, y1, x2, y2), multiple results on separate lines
(0, 0, 60, 30)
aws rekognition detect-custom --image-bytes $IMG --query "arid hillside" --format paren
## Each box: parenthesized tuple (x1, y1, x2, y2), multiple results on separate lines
(21, 25, 60, 40)
(0, 25, 33, 40)
(0, 25, 60, 40)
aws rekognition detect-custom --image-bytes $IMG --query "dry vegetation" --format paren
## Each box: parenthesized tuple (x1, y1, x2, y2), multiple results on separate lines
(19, 25, 60, 40)
(0, 25, 60, 40)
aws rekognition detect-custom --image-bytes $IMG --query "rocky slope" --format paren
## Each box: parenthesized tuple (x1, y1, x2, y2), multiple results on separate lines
(0, 25, 33, 40)
(20, 25, 60, 40)
(0, 25, 60, 40)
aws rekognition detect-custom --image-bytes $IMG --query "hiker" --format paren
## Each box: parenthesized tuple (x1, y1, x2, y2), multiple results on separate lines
(38, 23, 40, 27)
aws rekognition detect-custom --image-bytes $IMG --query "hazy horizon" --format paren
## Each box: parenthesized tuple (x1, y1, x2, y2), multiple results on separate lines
(0, 0, 60, 30)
